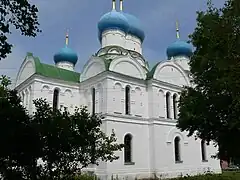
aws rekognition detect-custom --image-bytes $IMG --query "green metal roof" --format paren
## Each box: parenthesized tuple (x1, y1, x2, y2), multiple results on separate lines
(27, 52, 80, 83)
(146, 62, 160, 80)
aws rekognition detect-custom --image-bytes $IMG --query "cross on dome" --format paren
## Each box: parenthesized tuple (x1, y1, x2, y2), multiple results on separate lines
(65, 30, 69, 46)
(166, 21, 193, 59)
(53, 31, 78, 66)
(112, 0, 124, 11)
(120, 0, 123, 11)
(176, 20, 180, 39)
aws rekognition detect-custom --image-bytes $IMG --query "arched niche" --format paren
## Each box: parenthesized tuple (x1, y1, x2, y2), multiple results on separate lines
(64, 89, 73, 97)
(80, 56, 106, 82)
(109, 57, 147, 80)
(41, 85, 50, 100)
(134, 87, 142, 116)
(112, 82, 124, 114)
(114, 82, 123, 89)
(16, 56, 36, 87)
(41, 85, 50, 92)
(153, 61, 190, 87)
(96, 83, 104, 113)
(166, 127, 188, 145)
(158, 89, 165, 117)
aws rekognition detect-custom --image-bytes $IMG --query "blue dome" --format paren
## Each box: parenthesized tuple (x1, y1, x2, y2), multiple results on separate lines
(98, 10, 130, 40)
(123, 13, 145, 42)
(98, 10, 145, 42)
(166, 40, 193, 58)
(54, 46, 78, 65)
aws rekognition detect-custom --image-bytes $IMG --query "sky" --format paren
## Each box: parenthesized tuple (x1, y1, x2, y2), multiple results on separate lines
(0, 0, 225, 84)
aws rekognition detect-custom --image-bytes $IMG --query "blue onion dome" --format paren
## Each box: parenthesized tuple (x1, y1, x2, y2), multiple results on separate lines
(98, 10, 130, 40)
(166, 40, 193, 58)
(54, 46, 78, 65)
(123, 13, 145, 42)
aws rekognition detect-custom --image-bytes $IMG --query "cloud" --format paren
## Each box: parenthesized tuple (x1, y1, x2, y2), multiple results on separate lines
(0, 0, 227, 84)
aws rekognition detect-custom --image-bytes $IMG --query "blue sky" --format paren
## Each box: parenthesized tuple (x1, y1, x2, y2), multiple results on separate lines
(0, 0, 225, 83)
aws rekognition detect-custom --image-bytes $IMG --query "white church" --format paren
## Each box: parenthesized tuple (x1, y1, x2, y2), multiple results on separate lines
(14, 0, 221, 179)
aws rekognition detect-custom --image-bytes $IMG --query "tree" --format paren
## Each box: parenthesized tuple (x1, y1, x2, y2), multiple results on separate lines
(32, 99, 123, 179)
(177, 0, 240, 160)
(0, 75, 41, 179)
(0, 0, 40, 60)
(0, 76, 123, 179)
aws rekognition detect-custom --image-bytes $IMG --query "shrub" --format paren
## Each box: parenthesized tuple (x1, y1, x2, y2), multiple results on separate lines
(73, 174, 96, 180)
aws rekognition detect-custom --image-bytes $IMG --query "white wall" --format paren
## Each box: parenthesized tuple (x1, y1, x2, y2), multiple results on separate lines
(153, 61, 190, 87)
(173, 56, 190, 71)
(16, 57, 35, 86)
(152, 124, 221, 178)
(17, 77, 81, 114)
(101, 30, 142, 54)
(106, 76, 147, 118)
(103, 119, 150, 179)
(15, 59, 221, 180)
(56, 61, 74, 71)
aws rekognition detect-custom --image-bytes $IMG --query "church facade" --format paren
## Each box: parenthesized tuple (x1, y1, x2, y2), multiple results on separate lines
(14, 0, 221, 179)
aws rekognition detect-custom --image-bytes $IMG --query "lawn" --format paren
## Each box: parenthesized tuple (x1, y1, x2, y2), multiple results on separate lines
(162, 171, 240, 180)
(74, 171, 240, 180)
(137, 171, 240, 180)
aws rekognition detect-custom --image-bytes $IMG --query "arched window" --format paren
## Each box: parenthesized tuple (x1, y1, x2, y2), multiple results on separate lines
(53, 88, 59, 110)
(166, 92, 171, 118)
(25, 90, 29, 108)
(125, 86, 130, 115)
(174, 136, 181, 162)
(124, 134, 132, 163)
(173, 94, 177, 119)
(28, 86, 32, 113)
(22, 92, 25, 106)
(92, 88, 96, 115)
(201, 140, 207, 162)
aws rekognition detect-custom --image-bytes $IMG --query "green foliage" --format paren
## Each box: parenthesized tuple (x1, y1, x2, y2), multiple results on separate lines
(32, 98, 123, 179)
(0, 75, 41, 179)
(72, 174, 96, 180)
(0, 76, 123, 179)
(0, 0, 40, 60)
(177, 0, 240, 160)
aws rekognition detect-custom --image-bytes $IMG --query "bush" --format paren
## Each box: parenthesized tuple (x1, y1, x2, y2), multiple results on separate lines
(73, 174, 96, 180)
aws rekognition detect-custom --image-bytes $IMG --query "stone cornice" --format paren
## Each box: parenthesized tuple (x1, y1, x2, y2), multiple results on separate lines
(34, 74, 80, 88)
(14, 74, 36, 91)
(107, 71, 146, 86)
(96, 45, 146, 62)
(102, 113, 177, 126)
(150, 79, 184, 91)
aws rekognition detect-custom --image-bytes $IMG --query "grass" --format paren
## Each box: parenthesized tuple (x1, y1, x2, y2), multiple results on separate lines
(76, 171, 240, 180)
(222, 170, 240, 177)
(137, 171, 240, 180)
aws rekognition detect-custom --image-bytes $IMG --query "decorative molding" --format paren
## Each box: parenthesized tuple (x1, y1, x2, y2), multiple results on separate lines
(166, 128, 189, 145)
(95, 46, 147, 69)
